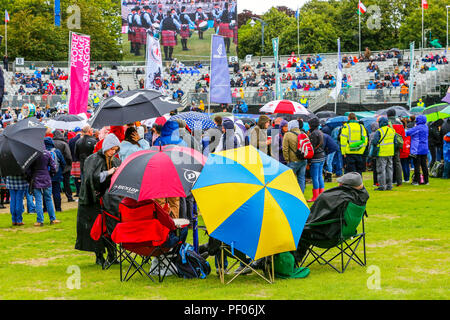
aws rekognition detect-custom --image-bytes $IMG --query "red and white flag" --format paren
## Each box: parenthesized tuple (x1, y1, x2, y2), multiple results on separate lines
(5, 10, 9, 23)
(358, 1, 367, 14)
(422, 0, 428, 9)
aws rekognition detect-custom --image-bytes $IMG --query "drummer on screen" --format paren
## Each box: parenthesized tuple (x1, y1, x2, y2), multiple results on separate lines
(195, 6, 208, 40)
(160, 9, 181, 61)
(132, 7, 145, 56)
(154, 6, 164, 23)
(212, 3, 222, 33)
(180, 6, 195, 51)
(141, 6, 154, 31)
(218, 2, 233, 53)
(127, 7, 137, 55)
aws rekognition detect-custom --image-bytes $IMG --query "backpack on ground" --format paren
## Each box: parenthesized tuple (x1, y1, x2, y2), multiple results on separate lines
(174, 243, 211, 279)
(430, 162, 444, 178)
(295, 132, 314, 160)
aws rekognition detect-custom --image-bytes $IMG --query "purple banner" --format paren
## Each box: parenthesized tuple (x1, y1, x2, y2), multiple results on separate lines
(210, 35, 231, 104)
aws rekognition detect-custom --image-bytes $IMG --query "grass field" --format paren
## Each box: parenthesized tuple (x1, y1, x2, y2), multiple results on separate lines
(121, 29, 238, 62)
(0, 173, 449, 300)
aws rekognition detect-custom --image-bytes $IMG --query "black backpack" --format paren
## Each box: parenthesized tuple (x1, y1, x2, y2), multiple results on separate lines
(174, 243, 211, 279)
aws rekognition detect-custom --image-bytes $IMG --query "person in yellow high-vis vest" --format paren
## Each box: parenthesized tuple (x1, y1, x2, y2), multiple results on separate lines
(300, 95, 308, 108)
(417, 99, 425, 108)
(370, 117, 397, 191)
(339, 113, 368, 176)
(92, 94, 100, 109)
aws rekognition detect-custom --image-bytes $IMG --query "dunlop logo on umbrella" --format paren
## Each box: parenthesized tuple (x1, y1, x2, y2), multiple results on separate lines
(183, 169, 201, 184)
(114, 185, 139, 194)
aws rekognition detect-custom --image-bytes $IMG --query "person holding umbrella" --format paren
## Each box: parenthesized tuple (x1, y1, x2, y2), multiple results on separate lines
(5, 174, 29, 226)
(75, 133, 122, 267)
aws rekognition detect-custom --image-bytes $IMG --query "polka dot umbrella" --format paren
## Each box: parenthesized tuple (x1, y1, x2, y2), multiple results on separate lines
(171, 111, 216, 131)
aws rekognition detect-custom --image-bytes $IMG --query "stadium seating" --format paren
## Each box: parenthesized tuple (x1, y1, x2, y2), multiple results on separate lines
(1, 48, 448, 112)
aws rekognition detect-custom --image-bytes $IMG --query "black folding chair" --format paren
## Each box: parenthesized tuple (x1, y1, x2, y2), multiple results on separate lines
(298, 202, 367, 273)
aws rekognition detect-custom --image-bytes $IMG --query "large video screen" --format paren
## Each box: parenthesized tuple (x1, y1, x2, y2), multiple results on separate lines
(121, 0, 238, 60)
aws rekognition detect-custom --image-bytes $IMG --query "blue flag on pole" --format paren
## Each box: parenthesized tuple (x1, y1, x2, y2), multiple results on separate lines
(210, 35, 232, 104)
(55, 0, 61, 27)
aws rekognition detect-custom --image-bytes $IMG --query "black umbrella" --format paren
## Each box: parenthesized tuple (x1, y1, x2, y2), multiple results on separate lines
(0, 117, 47, 176)
(315, 111, 337, 119)
(238, 117, 257, 126)
(376, 106, 410, 118)
(88, 89, 181, 129)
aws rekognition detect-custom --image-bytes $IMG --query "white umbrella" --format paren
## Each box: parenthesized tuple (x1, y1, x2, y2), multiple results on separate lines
(46, 114, 87, 131)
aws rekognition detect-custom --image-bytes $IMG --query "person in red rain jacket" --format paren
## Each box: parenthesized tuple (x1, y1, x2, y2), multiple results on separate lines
(394, 121, 411, 183)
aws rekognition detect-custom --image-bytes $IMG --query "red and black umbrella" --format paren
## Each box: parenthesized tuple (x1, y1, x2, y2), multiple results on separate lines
(108, 145, 207, 201)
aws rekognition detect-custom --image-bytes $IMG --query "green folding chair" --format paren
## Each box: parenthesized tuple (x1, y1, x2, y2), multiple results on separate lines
(298, 202, 367, 273)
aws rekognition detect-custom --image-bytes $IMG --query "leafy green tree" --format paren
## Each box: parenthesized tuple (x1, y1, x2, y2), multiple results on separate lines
(399, 0, 448, 49)
(0, 0, 122, 61)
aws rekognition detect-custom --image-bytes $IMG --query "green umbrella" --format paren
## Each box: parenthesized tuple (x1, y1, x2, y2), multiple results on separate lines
(425, 105, 450, 122)
(423, 103, 449, 115)
(344, 111, 376, 119)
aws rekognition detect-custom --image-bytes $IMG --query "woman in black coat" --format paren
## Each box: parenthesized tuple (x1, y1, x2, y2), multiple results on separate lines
(428, 119, 443, 169)
(75, 134, 122, 267)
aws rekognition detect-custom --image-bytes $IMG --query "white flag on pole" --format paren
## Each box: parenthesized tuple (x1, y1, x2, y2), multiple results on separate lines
(329, 38, 342, 101)
(145, 33, 165, 93)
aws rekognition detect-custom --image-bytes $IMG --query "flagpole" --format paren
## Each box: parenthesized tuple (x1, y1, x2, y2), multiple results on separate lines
(358, 5, 361, 57)
(208, 35, 213, 115)
(335, 38, 340, 114)
(5, 18, 7, 57)
(422, 2, 424, 56)
(297, 7, 300, 57)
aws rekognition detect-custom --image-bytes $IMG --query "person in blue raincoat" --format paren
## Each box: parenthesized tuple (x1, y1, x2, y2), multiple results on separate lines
(153, 120, 188, 147)
(406, 115, 429, 185)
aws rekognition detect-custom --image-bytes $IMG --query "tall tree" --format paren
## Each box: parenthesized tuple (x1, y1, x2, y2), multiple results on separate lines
(1, 0, 122, 61)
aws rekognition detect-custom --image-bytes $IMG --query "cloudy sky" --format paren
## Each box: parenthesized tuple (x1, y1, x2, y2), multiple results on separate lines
(238, 0, 309, 15)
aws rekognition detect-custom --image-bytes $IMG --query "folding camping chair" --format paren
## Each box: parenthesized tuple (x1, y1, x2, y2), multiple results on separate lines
(111, 198, 188, 283)
(211, 239, 275, 284)
(90, 198, 123, 270)
(298, 202, 367, 273)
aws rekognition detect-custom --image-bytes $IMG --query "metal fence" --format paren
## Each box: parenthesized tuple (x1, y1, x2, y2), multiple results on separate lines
(1, 94, 66, 110)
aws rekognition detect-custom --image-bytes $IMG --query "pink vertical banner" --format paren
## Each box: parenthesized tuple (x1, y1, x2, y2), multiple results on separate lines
(68, 32, 91, 115)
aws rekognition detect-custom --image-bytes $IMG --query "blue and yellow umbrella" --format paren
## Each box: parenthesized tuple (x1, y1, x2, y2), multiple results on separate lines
(192, 146, 310, 261)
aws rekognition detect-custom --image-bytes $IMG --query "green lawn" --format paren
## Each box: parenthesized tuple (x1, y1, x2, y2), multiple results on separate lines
(121, 29, 238, 62)
(0, 173, 449, 300)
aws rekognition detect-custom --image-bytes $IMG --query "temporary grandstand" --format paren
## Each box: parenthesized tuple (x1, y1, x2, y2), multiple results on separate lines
(1, 48, 449, 115)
